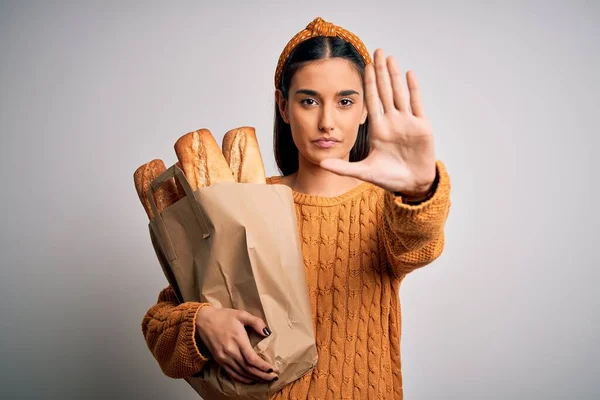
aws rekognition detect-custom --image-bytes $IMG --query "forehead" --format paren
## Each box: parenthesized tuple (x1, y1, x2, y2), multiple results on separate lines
(290, 58, 363, 91)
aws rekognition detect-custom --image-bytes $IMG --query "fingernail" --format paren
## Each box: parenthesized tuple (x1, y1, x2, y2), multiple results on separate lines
(267, 369, 273, 373)
(263, 327, 271, 336)
(272, 377, 279, 382)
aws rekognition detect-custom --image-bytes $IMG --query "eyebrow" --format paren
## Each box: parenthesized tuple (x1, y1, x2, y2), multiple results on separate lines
(294, 89, 360, 97)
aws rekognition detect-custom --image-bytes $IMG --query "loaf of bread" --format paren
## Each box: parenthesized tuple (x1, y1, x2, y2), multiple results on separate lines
(222, 126, 266, 184)
(134, 159, 182, 219)
(174, 129, 235, 190)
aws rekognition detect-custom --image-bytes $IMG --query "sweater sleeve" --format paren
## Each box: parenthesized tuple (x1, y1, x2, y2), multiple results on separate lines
(141, 285, 212, 379)
(379, 160, 452, 278)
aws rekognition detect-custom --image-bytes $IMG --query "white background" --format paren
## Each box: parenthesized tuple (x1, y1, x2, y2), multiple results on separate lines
(1, 1, 598, 398)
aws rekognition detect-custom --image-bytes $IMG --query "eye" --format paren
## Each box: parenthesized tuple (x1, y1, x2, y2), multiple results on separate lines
(300, 98, 318, 106)
(340, 98, 354, 107)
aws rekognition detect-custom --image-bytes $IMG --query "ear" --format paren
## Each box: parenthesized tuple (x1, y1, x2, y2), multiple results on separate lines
(275, 89, 290, 124)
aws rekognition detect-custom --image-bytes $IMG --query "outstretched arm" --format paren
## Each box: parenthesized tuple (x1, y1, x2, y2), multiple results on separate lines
(379, 160, 451, 278)
(317, 48, 452, 277)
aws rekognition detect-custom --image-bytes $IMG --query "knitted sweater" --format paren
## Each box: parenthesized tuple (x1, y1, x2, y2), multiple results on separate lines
(141, 160, 451, 400)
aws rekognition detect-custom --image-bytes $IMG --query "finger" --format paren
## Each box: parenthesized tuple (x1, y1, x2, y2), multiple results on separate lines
(223, 363, 254, 384)
(220, 345, 256, 382)
(373, 49, 395, 113)
(320, 158, 371, 182)
(232, 355, 267, 382)
(239, 342, 277, 379)
(237, 311, 271, 338)
(231, 347, 274, 383)
(225, 348, 257, 382)
(387, 56, 408, 112)
(364, 63, 382, 121)
(406, 70, 426, 118)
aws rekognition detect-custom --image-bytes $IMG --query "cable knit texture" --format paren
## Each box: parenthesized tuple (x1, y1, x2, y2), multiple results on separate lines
(141, 160, 451, 399)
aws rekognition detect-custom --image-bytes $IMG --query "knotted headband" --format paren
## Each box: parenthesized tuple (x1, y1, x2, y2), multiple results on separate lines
(274, 16, 372, 89)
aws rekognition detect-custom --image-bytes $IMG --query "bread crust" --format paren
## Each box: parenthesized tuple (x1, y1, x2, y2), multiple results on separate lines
(134, 159, 182, 219)
(222, 126, 266, 184)
(174, 128, 234, 190)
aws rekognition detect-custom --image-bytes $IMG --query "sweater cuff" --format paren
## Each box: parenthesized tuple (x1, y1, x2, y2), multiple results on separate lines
(186, 303, 212, 367)
(387, 160, 451, 217)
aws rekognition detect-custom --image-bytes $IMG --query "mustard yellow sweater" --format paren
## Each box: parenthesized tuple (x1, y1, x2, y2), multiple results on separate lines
(142, 160, 451, 399)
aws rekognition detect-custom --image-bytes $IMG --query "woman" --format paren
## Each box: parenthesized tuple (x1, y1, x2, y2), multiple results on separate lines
(142, 16, 451, 399)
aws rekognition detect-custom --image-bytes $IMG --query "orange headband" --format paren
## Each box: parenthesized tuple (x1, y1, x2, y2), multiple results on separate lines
(274, 16, 372, 89)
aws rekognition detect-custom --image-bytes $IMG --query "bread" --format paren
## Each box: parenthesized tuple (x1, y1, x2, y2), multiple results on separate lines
(134, 159, 182, 219)
(222, 126, 266, 184)
(174, 129, 235, 190)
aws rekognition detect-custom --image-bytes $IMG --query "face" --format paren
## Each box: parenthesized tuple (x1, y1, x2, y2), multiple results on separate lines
(276, 58, 368, 169)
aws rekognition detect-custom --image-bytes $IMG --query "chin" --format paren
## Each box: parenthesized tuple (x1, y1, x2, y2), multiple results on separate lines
(301, 148, 349, 168)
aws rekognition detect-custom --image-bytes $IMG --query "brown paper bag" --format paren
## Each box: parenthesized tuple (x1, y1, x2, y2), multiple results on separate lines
(146, 163, 318, 399)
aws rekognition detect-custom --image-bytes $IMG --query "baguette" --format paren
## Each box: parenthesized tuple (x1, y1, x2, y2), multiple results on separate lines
(222, 126, 266, 184)
(174, 128, 235, 190)
(133, 159, 182, 219)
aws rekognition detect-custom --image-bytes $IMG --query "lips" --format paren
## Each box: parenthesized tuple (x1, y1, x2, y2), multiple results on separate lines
(313, 137, 340, 149)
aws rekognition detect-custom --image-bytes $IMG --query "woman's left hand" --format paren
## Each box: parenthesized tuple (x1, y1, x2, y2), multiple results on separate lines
(320, 48, 437, 197)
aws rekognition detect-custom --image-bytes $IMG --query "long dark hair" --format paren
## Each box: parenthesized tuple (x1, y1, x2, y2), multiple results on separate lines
(273, 36, 370, 176)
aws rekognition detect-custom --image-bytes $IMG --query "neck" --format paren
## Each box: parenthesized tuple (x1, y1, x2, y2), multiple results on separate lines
(288, 155, 363, 197)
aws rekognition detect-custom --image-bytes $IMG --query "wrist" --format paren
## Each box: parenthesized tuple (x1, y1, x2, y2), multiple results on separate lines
(394, 174, 439, 204)
(195, 305, 212, 331)
(395, 191, 432, 205)
(195, 305, 216, 344)
(194, 330, 211, 357)
(194, 306, 213, 356)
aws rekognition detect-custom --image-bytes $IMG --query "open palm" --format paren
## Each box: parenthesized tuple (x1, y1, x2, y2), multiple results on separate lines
(320, 48, 437, 196)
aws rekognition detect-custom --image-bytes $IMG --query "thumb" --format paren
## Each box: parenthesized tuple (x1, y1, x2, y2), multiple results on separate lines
(237, 311, 271, 337)
(320, 158, 370, 181)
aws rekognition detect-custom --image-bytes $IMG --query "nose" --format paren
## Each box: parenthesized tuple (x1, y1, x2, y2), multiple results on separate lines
(318, 106, 335, 132)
